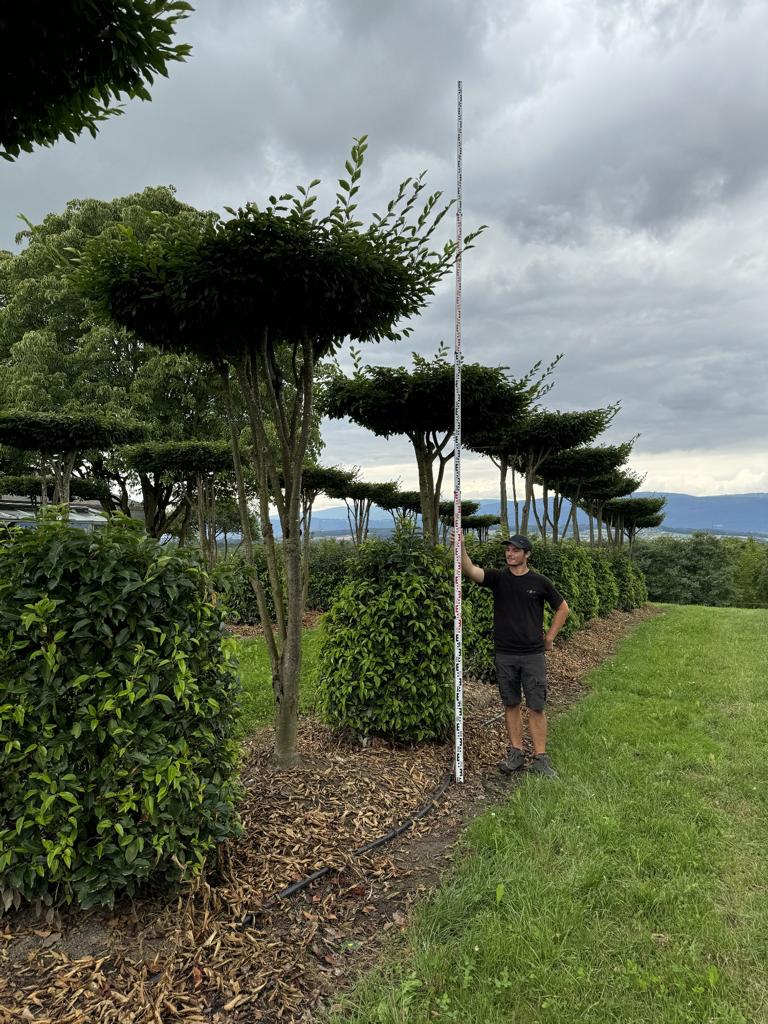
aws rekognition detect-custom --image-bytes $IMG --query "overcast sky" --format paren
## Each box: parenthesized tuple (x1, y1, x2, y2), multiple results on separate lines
(2, 0, 767, 502)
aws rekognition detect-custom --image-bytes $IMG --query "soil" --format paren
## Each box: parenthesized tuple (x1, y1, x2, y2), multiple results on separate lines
(0, 606, 658, 1024)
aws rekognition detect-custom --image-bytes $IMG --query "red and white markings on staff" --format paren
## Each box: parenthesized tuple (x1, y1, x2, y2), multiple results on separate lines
(453, 80, 464, 783)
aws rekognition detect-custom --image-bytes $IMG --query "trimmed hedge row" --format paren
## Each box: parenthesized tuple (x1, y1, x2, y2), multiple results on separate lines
(463, 539, 647, 682)
(316, 534, 453, 742)
(211, 539, 356, 623)
(315, 534, 648, 742)
(0, 519, 241, 912)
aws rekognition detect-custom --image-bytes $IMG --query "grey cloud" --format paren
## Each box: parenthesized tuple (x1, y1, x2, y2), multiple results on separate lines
(1, 0, 766, 493)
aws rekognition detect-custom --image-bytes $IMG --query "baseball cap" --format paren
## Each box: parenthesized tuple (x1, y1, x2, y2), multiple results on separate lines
(501, 534, 533, 552)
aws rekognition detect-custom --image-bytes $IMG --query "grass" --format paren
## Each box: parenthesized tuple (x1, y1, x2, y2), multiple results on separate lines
(234, 626, 323, 736)
(327, 605, 768, 1024)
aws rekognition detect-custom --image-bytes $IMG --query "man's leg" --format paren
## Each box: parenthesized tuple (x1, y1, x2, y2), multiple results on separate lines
(527, 708, 547, 755)
(521, 655, 558, 777)
(496, 655, 524, 774)
(505, 703, 524, 749)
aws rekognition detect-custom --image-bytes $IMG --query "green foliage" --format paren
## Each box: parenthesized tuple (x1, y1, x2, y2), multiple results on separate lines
(0, 518, 241, 912)
(123, 439, 233, 476)
(211, 550, 278, 625)
(305, 539, 356, 611)
(0, 475, 110, 502)
(588, 546, 621, 616)
(631, 533, 761, 607)
(211, 540, 357, 622)
(1, 2, 192, 160)
(463, 583, 496, 683)
(609, 549, 648, 611)
(78, 144, 478, 364)
(0, 412, 144, 454)
(316, 534, 453, 742)
(324, 358, 534, 442)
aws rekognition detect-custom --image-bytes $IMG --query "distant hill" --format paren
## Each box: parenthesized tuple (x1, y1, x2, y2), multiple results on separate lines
(294, 492, 768, 540)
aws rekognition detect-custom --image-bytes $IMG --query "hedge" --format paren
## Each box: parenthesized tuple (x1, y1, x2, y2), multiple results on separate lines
(462, 539, 647, 682)
(0, 518, 241, 911)
(316, 533, 453, 742)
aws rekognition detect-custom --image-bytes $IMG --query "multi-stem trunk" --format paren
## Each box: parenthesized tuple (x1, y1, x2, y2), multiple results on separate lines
(496, 455, 509, 538)
(233, 334, 315, 768)
(221, 367, 253, 562)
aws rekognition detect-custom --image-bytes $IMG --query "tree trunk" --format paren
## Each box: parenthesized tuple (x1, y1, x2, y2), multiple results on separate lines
(511, 469, 520, 533)
(521, 466, 534, 534)
(232, 334, 316, 769)
(497, 455, 509, 537)
(301, 497, 312, 610)
(413, 436, 437, 543)
(551, 489, 561, 544)
(221, 367, 253, 562)
(539, 485, 549, 541)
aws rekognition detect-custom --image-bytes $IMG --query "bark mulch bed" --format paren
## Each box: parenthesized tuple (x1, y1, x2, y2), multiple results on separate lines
(0, 607, 657, 1024)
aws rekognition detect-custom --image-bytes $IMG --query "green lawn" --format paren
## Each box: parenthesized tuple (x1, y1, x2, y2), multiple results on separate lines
(328, 605, 768, 1024)
(234, 626, 323, 736)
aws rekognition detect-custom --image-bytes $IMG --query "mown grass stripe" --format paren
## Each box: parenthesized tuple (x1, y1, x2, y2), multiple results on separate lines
(329, 606, 768, 1024)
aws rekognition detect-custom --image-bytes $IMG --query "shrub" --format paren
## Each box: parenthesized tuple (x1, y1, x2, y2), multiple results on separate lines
(211, 547, 277, 624)
(632, 534, 748, 607)
(306, 538, 356, 611)
(609, 549, 647, 610)
(587, 546, 620, 617)
(0, 518, 241, 912)
(463, 582, 495, 682)
(461, 538, 503, 682)
(527, 541, 598, 636)
(316, 533, 453, 742)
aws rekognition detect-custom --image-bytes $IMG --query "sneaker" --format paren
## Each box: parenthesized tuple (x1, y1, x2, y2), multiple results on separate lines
(528, 753, 558, 778)
(498, 746, 525, 775)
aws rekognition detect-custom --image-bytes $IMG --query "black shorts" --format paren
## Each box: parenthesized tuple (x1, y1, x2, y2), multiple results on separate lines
(495, 652, 548, 711)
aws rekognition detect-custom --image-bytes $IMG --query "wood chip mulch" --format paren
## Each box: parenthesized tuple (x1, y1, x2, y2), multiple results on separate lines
(0, 606, 657, 1024)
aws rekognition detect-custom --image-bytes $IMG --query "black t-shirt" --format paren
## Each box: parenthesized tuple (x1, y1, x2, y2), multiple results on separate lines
(480, 568, 565, 655)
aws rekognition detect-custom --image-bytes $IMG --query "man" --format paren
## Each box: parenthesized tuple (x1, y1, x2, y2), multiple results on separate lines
(460, 533, 569, 778)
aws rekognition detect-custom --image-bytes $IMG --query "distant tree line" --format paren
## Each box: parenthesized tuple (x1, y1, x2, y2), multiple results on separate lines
(632, 534, 768, 608)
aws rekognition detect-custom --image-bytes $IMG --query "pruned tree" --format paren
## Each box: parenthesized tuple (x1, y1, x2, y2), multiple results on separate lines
(293, 464, 356, 605)
(508, 407, 620, 537)
(78, 137, 479, 767)
(461, 514, 500, 542)
(537, 441, 635, 542)
(464, 357, 561, 536)
(1, 1, 192, 160)
(380, 488, 424, 531)
(438, 497, 480, 543)
(0, 412, 143, 508)
(580, 470, 644, 546)
(325, 477, 399, 546)
(325, 347, 544, 544)
(122, 439, 233, 562)
(604, 496, 666, 551)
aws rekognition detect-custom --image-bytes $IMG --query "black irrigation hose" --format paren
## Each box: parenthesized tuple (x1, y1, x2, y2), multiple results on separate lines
(240, 768, 454, 927)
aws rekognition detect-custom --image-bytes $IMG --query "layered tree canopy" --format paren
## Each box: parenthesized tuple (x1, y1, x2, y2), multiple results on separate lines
(323, 348, 543, 541)
(1, 1, 192, 160)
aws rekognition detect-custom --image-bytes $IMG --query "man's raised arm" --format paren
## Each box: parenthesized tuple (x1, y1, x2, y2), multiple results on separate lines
(451, 530, 484, 584)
